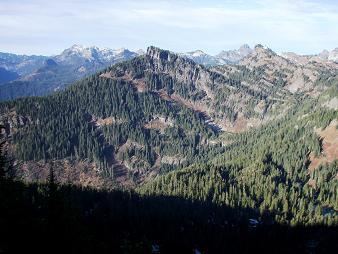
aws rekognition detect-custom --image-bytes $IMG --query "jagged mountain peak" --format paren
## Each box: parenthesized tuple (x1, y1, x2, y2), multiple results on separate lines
(239, 44, 280, 65)
(55, 44, 138, 65)
(65, 44, 101, 54)
(318, 49, 330, 59)
(252, 44, 276, 55)
(234, 45, 277, 67)
(254, 43, 264, 49)
(218, 44, 252, 54)
(238, 44, 252, 54)
(146, 46, 175, 61)
(63, 44, 129, 55)
(58, 44, 99, 62)
(187, 50, 207, 57)
(216, 44, 253, 64)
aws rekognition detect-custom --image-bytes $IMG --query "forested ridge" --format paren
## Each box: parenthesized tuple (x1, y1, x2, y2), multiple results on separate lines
(140, 91, 338, 225)
(0, 46, 337, 252)
(0, 53, 226, 186)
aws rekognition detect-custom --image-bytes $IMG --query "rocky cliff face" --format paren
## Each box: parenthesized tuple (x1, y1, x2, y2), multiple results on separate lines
(104, 46, 294, 133)
(146, 46, 210, 85)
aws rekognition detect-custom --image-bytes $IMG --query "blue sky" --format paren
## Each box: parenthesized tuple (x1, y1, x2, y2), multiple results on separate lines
(0, 0, 338, 55)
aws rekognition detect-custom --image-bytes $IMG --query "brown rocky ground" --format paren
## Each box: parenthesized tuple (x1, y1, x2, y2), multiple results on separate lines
(309, 120, 338, 171)
(15, 159, 112, 189)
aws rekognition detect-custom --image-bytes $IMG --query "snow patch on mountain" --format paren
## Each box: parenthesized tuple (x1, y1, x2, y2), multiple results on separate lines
(55, 44, 139, 65)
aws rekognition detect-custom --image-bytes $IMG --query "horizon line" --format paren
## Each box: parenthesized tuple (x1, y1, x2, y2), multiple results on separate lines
(1, 43, 337, 57)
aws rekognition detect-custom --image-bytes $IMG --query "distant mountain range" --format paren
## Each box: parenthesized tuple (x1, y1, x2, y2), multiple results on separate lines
(0, 45, 142, 100)
(281, 48, 338, 65)
(54, 44, 140, 67)
(181, 44, 253, 65)
(182, 44, 338, 66)
(0, 44, 338, 101)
